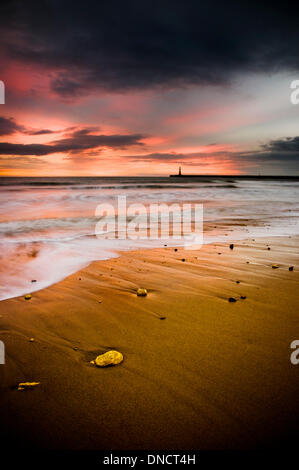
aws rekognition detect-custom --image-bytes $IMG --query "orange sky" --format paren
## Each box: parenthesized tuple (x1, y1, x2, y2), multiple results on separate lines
(0, 63, 297, 176)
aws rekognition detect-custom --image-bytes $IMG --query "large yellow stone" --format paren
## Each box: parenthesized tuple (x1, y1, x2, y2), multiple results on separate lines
(137, 288, 147, 297)
(24, 294, 32, 300)
(95, 350, 123, 367)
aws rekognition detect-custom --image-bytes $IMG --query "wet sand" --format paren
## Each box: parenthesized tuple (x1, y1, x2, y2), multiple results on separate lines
(0, 236, 298, 450)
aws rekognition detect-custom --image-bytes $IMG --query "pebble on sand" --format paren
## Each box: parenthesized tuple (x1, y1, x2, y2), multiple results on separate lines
(17, 382, 40, 391)
(94, 350, 123, 367)
(137, 288, 147, 297)
(289, 266, 294, 271)
(24, 294, 32, 300)
(29, 338, 35, 342)
(31, 279, 37, 283)
(228, 297, 237, 302)
(240, 296, 247, 300)
(229, 244, 234, 250)
(272, 264, 280, 269)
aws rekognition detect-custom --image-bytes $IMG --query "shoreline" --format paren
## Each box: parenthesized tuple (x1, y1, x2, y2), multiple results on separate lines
(0, 236, 298, 449)
(1, 233, 298, 302)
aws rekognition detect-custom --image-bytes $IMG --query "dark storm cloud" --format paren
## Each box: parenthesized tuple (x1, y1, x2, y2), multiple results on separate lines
(51, 75, 86, 98)
(232, 137, 299, 165)
(26, 129, 56, 135)
(262, 137, 299, 154)
(0, 116, 25, 135)
(0, 116, 60, 136)
(126, 137, 299, 165)
(2, 1, 299, 96)
(0, 128, 145, 155)
(0, 143, 56, 156)
(55, 130, 145, 154)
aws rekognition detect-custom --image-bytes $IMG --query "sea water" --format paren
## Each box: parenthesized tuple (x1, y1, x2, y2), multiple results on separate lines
(0, 176, 298, 300)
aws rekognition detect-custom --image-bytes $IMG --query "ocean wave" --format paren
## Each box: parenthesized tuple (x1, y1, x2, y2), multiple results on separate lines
(0, 177, 299, 300)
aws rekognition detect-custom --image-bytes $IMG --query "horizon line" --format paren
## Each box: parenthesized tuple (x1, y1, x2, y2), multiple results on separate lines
(1, 174, 299, 178)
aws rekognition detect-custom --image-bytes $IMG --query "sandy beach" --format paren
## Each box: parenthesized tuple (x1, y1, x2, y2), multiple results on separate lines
(0, 236, 298, 450)
(2, 0, 299, 458)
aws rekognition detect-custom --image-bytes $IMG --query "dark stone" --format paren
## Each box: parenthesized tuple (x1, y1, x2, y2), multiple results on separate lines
(228, 297, 237, 302)
(229, 244, 234, 250)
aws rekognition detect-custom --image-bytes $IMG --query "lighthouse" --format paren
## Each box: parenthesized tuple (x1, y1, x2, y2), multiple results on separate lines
(178, 166, 182, 176)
